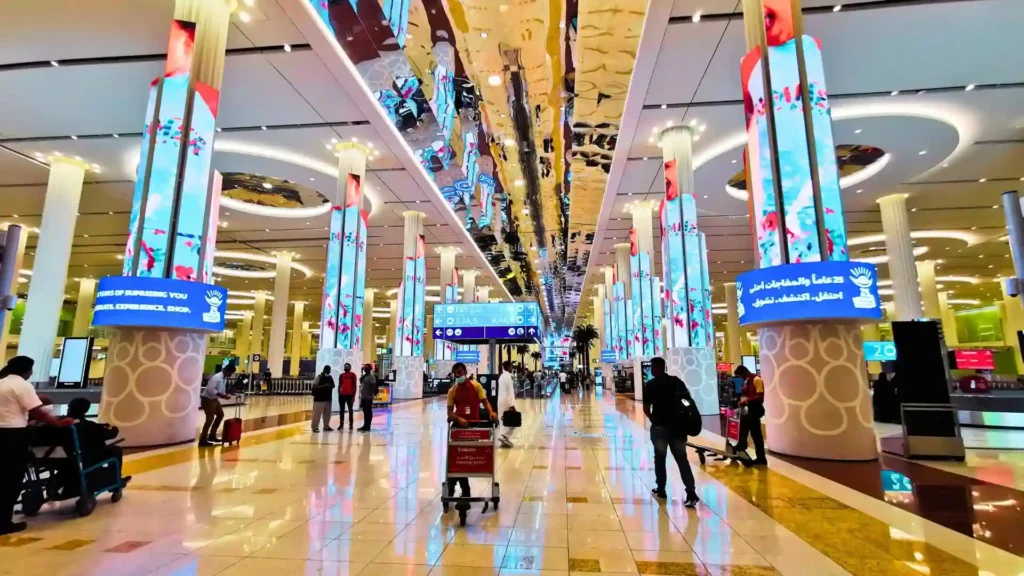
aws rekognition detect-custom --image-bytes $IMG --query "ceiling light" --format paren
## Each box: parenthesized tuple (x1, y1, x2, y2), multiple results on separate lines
(480, 32, 488, 38)
(504, 139, 516, 146)
(238, 11, 251, 23)
(262, 182, 272, 189)
(854, 129, 862, 134)
(310, 177, 315, 181)
(642, 157, 648, 161)
(351, 137, 358, 142)
(979, 178, 987, 183)
(703, 195, 708, 199)
(965, 84, 976, 91)
(488, 75, 502, 86)
(692, 11, 701, 22)
(647, 137, 654, 143)
(514, 179, 524, 187)
(918, 150, 927, 155)
(833, 5, 842, 12)
(731, 159, 737, 164)
(330, 137, 338, 144)
(243, 0, 255, 5)
(665, 120, 673, 128)
(856, 189, 863, 194)
(283, 44, 292, 52)
(660, 104, 666, 110)
(265, 228, 270, 232)
(890, 91, 899, 96)
(911, 208, 917, 212)
(216, 127, 222, 133)
(50, 60, 59, 67)
(70, 135, 78, 140)
(112, 134, 119, 138)
(260, 125, 267, 130)
(993, 205, 1000, 209)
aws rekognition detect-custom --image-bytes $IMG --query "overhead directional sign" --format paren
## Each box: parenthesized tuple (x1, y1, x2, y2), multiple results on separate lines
(432, 302, 542, 343)
(863, 341, 896, 362)
(454, 350, 481, 363)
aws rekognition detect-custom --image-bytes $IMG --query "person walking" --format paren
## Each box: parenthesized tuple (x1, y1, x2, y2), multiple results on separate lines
(199, 364, 235, 446)
(642, 357, 699, 507)
(310, 365, 335, 433)
(0, 356, 75, 535)
(357, 364, 378, 432)
(446, 362, 498, 497)
(733, 365, 767, 465)
(496, 361, 516, 448)
(338, 363, 358, 430)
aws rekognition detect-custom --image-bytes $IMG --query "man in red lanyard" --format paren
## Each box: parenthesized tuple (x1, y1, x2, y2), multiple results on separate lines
(446, 362, 498, 497)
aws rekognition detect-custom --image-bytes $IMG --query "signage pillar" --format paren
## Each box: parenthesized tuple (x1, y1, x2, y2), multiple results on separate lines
(268, 252, 292, 377)
(737, 0, 877, 460)
(289, 301, 304, 377)
(317, 142, 371, 401)
(658, 125, 717, 413)
(392, 211, 426, 399)
(18, 157, 87, 382)
(97, 4, 231, 447)
(724, 282, 742, 367)
(72, 278, 97, 337)
(878, 194, 923, 320)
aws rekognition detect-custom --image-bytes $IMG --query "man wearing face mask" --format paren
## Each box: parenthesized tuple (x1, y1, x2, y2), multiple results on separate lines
(445, 362, 498, 497)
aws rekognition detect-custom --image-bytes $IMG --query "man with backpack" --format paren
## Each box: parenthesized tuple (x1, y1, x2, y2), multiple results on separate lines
(642, 357, 699, 507)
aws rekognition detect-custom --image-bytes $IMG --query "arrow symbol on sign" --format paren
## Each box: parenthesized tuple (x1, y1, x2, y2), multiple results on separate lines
(435, 329, 443, 337)
(528, 328, 536, 335)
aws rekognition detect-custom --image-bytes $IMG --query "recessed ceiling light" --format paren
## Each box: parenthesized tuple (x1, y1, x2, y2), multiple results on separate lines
(890, 91, 899, 96)
(514, 179, 524, 187)
(660, 104, 666, 110)
(856, 189, 863, 194)
(702, 195, 708, 199)
(70, 135, 78, 140)
(918, 150, 927, 155)
(731, 159, 737, 164)
(692, 11, 701, 22)
(50, 60, 59, 67)
(647, 137, 654, 143)
(480, 32, 488, 38)
(216, 127, 222, 133)
(283, 44, 292, 52)
(238, 11, 251, 23)
(911, 208, 918, 212)
(488, 74, 502, 86)
(504, 138, 516, 146)
(965, 84, 976, 91)
(833, 5, 842, 12)
(262, 182, 272, 189)
(993, 205, 1000, 209)
(265, 228, 270, 232)
(260, 125, 267, 130)
(112, 134, 119, 138)
(310, 177, 315, 181)
(979, 178, 987, 183)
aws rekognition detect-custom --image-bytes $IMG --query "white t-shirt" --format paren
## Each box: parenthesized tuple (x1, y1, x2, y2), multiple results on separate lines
(559, 372, 567, 383)
(202, 372, 227, 400)
(497, 371, 515, 408)
(0, 374, 42, 428)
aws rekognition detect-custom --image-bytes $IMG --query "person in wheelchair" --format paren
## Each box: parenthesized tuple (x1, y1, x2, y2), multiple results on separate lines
(53, 398, 130, 497)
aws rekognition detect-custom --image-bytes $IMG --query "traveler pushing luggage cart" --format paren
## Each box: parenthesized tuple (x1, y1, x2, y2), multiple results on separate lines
(441, 362, 501, 526)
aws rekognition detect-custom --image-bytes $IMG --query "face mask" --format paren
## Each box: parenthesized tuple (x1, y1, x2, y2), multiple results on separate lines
(455, 376, 467, 384)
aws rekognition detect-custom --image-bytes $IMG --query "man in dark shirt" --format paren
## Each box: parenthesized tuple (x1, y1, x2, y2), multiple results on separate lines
(642, 357, 699, 507)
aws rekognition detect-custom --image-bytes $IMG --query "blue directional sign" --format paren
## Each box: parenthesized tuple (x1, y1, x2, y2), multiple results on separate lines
(864, 341, 897, 362)
(600, 349, 617, 363)
(454, 350, 481, 363)
(432, 302, 542, 342)
(92, 276, 228, 332)
(736, 261, 882, 326)
(880, 470, 913, 493)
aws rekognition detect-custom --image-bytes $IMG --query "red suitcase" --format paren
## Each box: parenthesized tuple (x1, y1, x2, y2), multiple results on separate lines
(221, 393, 244, 445)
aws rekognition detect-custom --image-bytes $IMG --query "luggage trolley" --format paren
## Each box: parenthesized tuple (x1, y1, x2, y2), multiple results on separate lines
(441, 421, 500, 526)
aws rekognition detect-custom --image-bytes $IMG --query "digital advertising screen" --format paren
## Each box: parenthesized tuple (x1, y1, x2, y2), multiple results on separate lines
(92, 275, 227, 332)
(736, 261, 882, 326)
(953, 349, 994, 370)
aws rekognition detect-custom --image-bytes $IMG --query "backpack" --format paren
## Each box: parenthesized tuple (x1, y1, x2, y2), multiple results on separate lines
(667, 376, 702, 437)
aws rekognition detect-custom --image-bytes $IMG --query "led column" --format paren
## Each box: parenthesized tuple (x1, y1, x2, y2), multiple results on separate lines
(268, 253, 292, 377)
(724, 283, 742, 368)
(613, 243, 632, 362)
(289, 301, 304, 377)
(603, 267, 616, 355)
(317, 142, 371, 401)
(878, 194, 923, 320)
(628, 201, 660, 358)
(659, 125, 718, 414)
(18, 157, 87, 382)
(72, 278, 97, 337)
(361, 288, 376, 366)
(736, 0, 878, 460)
(392, 211, 426, 399)
(97, 2, 232, 447)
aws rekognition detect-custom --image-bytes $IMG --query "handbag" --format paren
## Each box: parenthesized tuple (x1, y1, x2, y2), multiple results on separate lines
(501, 407, 522, 428)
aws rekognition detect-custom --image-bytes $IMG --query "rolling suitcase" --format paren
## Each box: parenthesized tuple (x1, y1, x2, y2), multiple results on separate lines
(221, 393, 244, 445)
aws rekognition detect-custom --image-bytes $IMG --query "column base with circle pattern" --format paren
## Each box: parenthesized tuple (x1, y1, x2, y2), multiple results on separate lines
(664, 347, 719, 415)
(392, 356, 424, 400)
(316, 347, 363, 413)
(758, 322, 877, 460)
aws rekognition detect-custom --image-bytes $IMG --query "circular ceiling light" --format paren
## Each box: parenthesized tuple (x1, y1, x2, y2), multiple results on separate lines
(488, 75, 502, 86)
(853, 246, 928, 264)
(213, 251, 313, 279)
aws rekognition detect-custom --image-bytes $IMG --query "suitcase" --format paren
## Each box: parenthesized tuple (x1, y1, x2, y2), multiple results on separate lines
(221, 393, 244, 445)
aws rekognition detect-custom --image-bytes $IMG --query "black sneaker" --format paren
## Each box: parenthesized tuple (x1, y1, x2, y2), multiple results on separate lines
(207, 436, 221, 443)
(753, 458, 768, 466)
(0, 521, 26, 536)
(651, 488, 667, 499)
(684, 492, 700, 508)
(198, 441, 214, 448)
(324, 427, 334, 432)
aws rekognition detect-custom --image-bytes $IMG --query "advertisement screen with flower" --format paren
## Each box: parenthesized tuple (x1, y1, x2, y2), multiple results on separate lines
(320, 206, 344, 349)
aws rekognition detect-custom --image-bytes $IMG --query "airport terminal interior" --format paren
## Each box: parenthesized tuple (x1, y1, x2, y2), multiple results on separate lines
(1, 0, 1024, 574)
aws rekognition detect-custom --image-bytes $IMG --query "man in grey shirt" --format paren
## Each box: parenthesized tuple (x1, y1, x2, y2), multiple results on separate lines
(357, 364, 378, 432)
(200, 364, 235, 446)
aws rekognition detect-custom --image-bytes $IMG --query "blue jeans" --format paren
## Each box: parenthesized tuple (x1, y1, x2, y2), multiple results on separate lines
(650, 426, 695, 493)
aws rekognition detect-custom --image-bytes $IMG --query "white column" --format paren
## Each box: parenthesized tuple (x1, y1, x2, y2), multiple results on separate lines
(0, 226, 28, 363)
(724, 283, 741, 367)
(18, 156, 86, 381)
(614, 243, 631, 297)
(301, 321, 311, 356)
(1001, 283, 1024, 372)
(476, 286, 490, 302)
(268, 253, 292, 376)
(388, 298, 398, 352)
(462, 270, 478, 303)
(604, 266, 615, 296)
(234, 311, 252, 359)
(938, 291, 959, 346)
(438, 246, 459, 297)
(629, 202, 655, 252)
(878, 194, 922, 320)
(594, 285, 606, 351)
(251, 292, 267, 360)
(916, 260, 940, 319)
(71, 278, 96, 337)
(289, 301, 304, 376)
(362, 288, 376, 364)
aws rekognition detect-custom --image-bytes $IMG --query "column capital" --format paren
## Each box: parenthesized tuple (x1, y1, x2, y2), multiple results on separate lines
(460, 269, 479, 279)
(625, 200, 657, 217)
(47, 155, 91, 171)
(876, 193, 910, 205)
(434, 245, 462, 255)
(333, 141, 374, 158)
(402, 210, 426, 220)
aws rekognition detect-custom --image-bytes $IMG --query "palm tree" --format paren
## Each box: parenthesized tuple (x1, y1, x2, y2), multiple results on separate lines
(530, 351, 541, 370)
(572, 324, 600, 375)
(515, 344, 529, 371)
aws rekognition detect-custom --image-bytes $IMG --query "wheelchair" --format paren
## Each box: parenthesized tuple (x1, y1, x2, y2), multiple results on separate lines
(20, 425, 128, 518)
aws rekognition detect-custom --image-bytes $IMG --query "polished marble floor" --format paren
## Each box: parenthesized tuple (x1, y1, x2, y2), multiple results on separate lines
(3, 388, 1023, 576)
